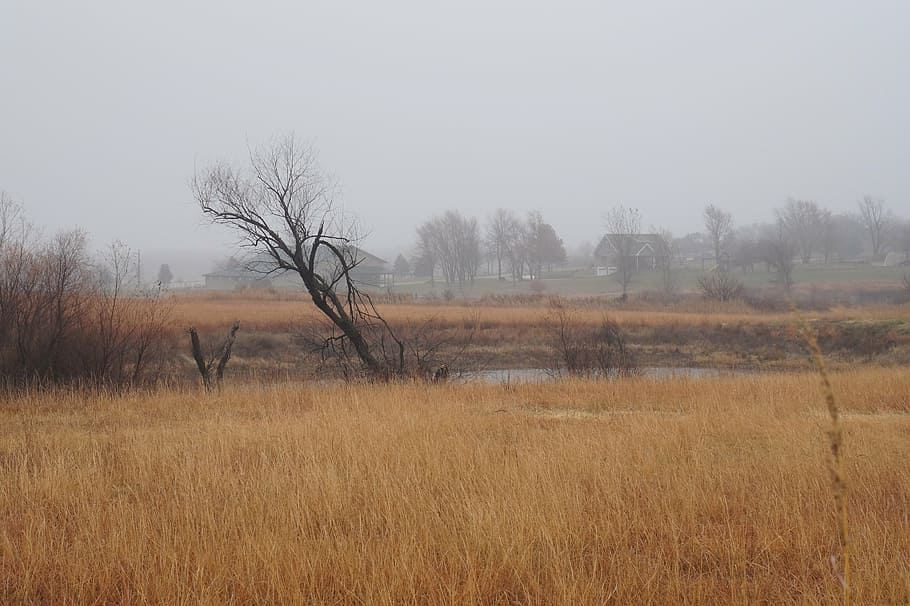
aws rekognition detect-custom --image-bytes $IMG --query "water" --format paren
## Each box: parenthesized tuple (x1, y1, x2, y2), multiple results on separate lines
(456, 367, 746, 384)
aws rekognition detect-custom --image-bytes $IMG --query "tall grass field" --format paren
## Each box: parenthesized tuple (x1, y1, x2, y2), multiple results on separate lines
(2, 369, 908, 603)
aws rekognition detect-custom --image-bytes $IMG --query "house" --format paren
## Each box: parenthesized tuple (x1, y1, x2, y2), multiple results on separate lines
(203, 246, 390, 290)
(593, 234, 669, 272)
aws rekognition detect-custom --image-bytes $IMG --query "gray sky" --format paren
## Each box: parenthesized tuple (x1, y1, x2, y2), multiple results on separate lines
(2, 1, 908, 273)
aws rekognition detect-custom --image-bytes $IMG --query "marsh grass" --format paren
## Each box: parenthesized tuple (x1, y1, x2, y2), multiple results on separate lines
(1, 370, 909, 603)
(170, 291, 910, 334)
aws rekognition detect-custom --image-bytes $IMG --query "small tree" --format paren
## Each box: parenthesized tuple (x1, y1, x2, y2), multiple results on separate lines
(653, 228, 676, 295)
(697, 273, 744, 302)
(157, 263, 173, 285)
(393, 254, 410, 277)
(857, 196, 889, 257)
(759, 223, 797, 290)
(603, 205, 641, 300)
(486, 208, 522, 280)
(703, 204, 733, 268)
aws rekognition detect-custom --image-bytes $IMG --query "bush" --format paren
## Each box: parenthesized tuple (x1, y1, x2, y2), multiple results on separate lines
(698, 272, 744, 302)
(546, 300, 638, 378)
(0, 199, 171, 388)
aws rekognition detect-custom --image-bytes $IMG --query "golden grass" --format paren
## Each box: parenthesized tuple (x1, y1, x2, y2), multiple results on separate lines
(170, 293, 910, 334)
(2, 370, 909, 604)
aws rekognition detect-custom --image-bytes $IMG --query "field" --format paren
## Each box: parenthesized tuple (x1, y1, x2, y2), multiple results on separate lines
(384, 263, 910, 299)
(1, 369, 909, 603)
(170, 292, 910, 378)
(3, 288, 909, 604)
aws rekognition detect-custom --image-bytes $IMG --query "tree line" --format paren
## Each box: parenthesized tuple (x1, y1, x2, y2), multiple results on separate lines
(682, 197, 909, 290)
(409, 209, 567, 286)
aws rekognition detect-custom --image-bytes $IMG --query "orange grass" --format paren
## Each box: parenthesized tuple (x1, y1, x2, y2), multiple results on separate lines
(1, 369, 909, 604)
(169, 293, 910, 334)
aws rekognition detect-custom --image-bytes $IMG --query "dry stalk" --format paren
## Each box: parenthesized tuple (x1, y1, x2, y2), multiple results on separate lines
(800, 320, 850, 605)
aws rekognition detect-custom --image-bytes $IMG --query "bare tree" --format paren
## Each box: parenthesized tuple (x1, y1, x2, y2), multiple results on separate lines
(703, 204, 733, 268)
(603, 205, 641, 299)
(759, 220, 797, 290)
(778, 199, 824, 264)
(818, 209, 835, 264)
(857, 196, 889, 256)
(416, 211, 481, 287)
(193, 134, 404, 379)
(486, 208, 521, 280)
(525, 211, 566, 278)
(697, 272, 744, 301)
(392, 253, 410, 277)
(652, 227, 676, 295)
(157, 263, 173, 286)
(898, 220, 910, 262)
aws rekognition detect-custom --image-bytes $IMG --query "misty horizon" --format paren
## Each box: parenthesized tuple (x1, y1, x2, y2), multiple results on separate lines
(3, 1, 908, 277)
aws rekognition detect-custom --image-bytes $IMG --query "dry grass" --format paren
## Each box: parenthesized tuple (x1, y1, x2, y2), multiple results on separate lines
(2, 369, 909, 604)
(170, 292, 910, 334)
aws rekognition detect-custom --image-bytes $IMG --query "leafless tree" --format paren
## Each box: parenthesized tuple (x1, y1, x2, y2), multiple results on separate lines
(818, 209, 835, 264)
(87, 241, 172, 386)
(898, 221, 910, 262)
(485, 208, 522, 280)
(778, 199, 824, 264)
(652, 227, 676, 295)
(416, 210, 481, 287)
(759, 220, 797, 290)
(603, 205, 641, 299)
(193, 134, 404, 379)
(698, 272, 744, 302)
(525, 210, 566, 278)
(703, 204, 733, 268)
(857, 195, 890, 256)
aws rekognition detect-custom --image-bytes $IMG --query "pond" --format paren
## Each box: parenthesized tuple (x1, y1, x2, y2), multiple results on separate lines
(456, 367, 749, 384)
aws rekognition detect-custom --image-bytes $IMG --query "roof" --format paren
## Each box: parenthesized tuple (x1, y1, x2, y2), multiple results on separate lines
(594, 234, 667, 258)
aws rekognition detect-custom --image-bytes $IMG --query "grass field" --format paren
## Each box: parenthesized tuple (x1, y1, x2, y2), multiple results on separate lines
(171, 291, 910, 333)
(2, 369, 909, 604)
(383, 263, 910, 299)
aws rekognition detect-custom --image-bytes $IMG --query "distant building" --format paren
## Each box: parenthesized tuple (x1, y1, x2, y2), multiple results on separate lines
(593, 234, 669, 272)
(203, 246, 390, 290)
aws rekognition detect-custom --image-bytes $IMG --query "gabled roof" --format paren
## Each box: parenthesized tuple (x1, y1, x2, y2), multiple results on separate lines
(594, 234, 667, 258)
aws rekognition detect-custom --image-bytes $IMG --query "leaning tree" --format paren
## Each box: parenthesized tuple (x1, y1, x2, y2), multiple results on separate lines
(192, 134, 404, 379)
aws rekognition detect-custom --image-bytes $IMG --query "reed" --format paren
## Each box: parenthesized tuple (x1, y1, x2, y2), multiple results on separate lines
(801, 321, 851, 605)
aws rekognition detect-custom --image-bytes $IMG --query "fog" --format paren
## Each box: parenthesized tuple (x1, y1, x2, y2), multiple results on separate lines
(2, 1, 908, 276)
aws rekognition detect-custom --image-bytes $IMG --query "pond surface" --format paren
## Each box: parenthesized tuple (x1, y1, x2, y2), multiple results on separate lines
(456, 367, 749, 384)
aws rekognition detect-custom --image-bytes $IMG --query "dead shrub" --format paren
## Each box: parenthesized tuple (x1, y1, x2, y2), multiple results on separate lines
(0, 198, 172, 388)
(698, 272, 745, 302)
(546, 299, 638, 378)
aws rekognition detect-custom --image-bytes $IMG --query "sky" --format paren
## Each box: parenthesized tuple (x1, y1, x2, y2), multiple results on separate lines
(1, 1, 908, 276)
